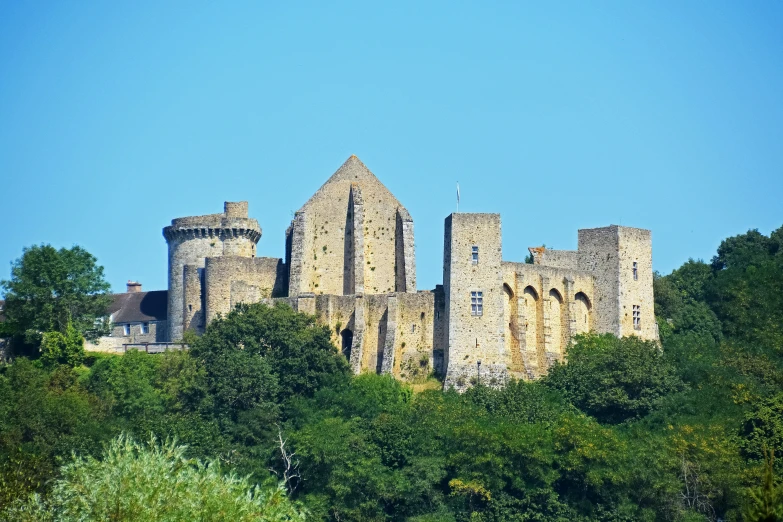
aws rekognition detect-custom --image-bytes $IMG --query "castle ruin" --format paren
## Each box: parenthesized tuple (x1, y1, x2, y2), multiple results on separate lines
(161, 155, 657, 389)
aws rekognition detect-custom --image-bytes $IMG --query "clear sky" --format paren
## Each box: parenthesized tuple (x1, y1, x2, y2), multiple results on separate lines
(1, 1, 781, 294)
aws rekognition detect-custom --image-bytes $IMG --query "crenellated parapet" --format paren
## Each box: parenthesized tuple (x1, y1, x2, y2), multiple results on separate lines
(163, 201, 261, 244)
(162, 225, 261, 243)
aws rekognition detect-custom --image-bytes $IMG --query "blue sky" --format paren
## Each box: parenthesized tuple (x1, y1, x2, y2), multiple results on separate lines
(1, 1, 781, 293)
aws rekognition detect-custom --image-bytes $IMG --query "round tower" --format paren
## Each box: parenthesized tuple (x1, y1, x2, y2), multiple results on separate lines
(162, 201, 261, 341)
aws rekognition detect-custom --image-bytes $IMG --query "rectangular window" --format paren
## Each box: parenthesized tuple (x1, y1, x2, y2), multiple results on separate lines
(123, 324, 131, 336)
(141, 322, 150, 335)
(471, 246, 479, 265)
(633, 261, 638, 281)
(632, 305, 641, 330)
(471, 291, 484, 316)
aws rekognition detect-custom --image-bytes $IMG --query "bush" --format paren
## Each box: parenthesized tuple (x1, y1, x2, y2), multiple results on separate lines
(2, 434, 306, 522)
(544, 334, 684, 424)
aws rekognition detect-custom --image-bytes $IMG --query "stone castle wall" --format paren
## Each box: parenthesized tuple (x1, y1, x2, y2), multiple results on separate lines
(259, 290, 444, 382)
(443, 213, 508, 391)
(576, 227, 621, 336)
(204, 256, 285, 325)
(286, 156, 415, 297)
(531, 249, 580, 270)
(163, 201, 261, 340)
(160, 157, 657, 392)
(502, 262, 595, 378)
(617, 226, 656, 339)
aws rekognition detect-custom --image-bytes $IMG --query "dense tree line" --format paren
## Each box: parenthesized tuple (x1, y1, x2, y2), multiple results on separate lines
(1, 225, 782, 521)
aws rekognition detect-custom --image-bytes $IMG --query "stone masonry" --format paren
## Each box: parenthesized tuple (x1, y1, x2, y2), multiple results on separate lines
(161, 155, 658, 389)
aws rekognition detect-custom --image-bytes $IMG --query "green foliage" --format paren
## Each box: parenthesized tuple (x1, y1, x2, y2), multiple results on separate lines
(742, 449, 783, 522)
(2, 434, 306, 522)
(0, 359, 110, 506)
(654, 261, 723, 345)
(0, 244, 112, 343)
(656, 227, 783, 350)
(707, 251, 783, 349)
(543, 333, 684, 424)
(191, 302, 351, 402)
(742, 394, 783, 463)
(1, 225, 782, 521)
(39, 321, 84, 368)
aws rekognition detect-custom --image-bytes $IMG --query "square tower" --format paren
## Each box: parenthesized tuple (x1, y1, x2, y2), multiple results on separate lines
(578, 225, 657, 340)
(443, 213, 508, 389)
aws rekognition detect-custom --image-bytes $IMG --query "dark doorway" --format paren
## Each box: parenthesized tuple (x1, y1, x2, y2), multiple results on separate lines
(341, 329, 354, 360)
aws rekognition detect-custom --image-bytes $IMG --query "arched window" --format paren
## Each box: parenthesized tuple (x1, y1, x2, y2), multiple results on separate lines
(574, 292, 592, 334)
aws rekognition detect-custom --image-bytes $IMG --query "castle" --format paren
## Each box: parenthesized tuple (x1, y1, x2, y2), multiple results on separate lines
(83, 156, 656, 387)
(149, 156, 657, 388)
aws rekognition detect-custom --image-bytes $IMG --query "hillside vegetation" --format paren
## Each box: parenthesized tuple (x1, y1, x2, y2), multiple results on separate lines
(1, 225, 782, 521)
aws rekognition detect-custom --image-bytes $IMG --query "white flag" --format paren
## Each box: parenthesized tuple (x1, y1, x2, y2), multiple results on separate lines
(456, 182, 460, 207)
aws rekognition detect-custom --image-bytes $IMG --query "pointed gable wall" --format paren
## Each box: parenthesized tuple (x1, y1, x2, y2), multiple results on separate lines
(287, 156, 415, 296)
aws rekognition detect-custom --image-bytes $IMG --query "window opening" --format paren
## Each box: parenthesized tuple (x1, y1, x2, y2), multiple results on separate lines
(471, 291, 484, 316)
(123, 324, 131, 336)
(633, 261, 638, 281)
(411, 324, 416, 333)
(632, 305, 641, 330)
(141, 322, 149, 335)
(340, 329, 354, 360)
(471, 246, 479, 265)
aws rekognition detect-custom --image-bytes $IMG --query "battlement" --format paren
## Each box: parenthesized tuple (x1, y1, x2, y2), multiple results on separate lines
(163, 201, 261, 244)
(162, 226, 261, 243)
(163, 201, 263, 341)
(154, 157, 656, 389)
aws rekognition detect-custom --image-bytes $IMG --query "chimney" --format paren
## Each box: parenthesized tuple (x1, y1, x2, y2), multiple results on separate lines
(127, 281, 142, 293)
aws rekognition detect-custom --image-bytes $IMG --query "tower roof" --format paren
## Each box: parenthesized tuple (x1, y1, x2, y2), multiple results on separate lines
(297, 155, 404, 213)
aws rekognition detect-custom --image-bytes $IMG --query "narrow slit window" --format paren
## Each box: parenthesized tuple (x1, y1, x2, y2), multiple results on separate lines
(632, 305, 641, 330)
(633, 261, 638, 281)
(472, 246, 479, 265)
(471, 291, 484, 316)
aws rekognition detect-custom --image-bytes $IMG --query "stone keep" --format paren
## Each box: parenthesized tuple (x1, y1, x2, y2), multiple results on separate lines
(443, 213, 508, 388)
(161, 156, 658, 389)
(163, 202, 261, 341)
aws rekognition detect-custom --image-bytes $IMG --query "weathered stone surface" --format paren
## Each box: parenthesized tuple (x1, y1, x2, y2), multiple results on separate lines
(156, 157, 657, 391)
(442, 213, 509, 390)
(163, 201, 261, 341)
(285, 156, 415, 297)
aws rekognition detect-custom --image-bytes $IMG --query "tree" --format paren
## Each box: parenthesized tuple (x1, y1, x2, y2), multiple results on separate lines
(743, 449, 783, 522)
(2, 434, 306, 522)
(706, 226, 783, 349)
(39, 320, 84, 367)
(0, 359, 110, 507)
(0, 245, 112, 342)
(543, 333, 684, 424)
(191, 302, 351, 402)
